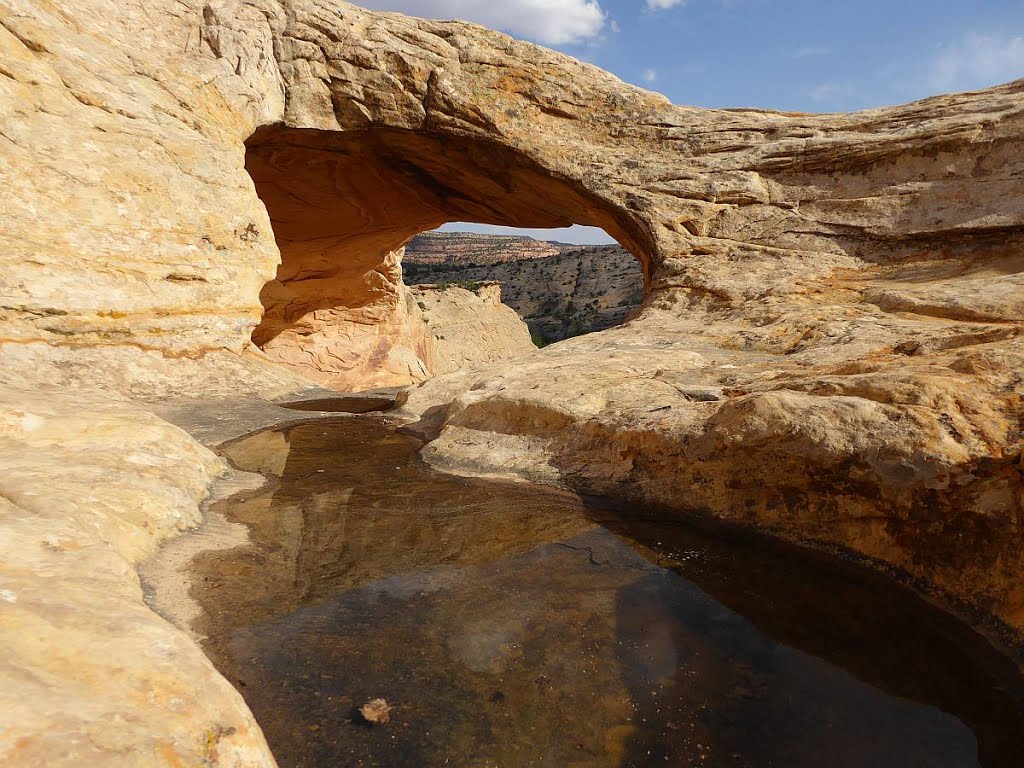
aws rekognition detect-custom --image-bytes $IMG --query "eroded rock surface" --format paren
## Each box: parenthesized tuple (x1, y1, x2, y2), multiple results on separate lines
(252, 250, 535, 388)
(0, 386, 274, 766)
(0, 0, 1023, 765)
(253, 247, 437, 389)
(412, 282, 535, 375)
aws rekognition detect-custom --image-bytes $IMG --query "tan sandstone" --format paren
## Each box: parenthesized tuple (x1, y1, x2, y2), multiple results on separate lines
(0, 1, 1022, 766)
(412, 282, 535, 375)
(0, 386, 273, 766)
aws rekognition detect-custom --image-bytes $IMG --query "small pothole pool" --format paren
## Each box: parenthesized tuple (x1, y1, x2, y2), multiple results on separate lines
(188, 415, 1024, 768)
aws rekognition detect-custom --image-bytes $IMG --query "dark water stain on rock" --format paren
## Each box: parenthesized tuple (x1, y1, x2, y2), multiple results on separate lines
(191, 417, 1024, 768)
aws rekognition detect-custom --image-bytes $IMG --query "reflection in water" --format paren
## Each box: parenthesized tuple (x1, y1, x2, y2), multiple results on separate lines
(192, 417, 1024, 768)
(277, 395, 401, 414)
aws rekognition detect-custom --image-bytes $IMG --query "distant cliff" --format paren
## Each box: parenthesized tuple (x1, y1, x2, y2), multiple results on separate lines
(404, 236, 643, 343)
(405, 231, 569, 266)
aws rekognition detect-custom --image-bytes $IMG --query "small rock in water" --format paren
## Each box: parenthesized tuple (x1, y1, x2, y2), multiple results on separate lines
(360, 698, 393, 724)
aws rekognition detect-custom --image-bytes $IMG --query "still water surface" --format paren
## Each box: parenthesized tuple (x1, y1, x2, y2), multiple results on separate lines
(191, 414, 1024, 768)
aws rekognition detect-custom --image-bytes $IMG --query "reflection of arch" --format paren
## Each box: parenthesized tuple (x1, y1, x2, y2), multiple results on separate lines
(244, 125, 654, 388)
(210, 418, 594, 615)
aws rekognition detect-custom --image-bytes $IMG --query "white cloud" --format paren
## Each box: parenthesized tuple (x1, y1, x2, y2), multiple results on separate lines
(808, 83, 839, 101)
(645, 0, 685, 9)
(928, 32, 1024, 92)
(642, 68, 658, 83)
(357, 0, 607, 45)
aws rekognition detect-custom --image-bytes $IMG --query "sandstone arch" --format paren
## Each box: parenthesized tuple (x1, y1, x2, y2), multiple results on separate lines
(245, 124, 653, 388)
(1, 2, 1023, 764)
(0, 0, 1019, 636)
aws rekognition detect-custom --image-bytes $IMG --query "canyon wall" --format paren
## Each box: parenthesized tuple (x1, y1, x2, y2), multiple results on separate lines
(405, 241, 645, 342)
(0, 1, 1022, 765)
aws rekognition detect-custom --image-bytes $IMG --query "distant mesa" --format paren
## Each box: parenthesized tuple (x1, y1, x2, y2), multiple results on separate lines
(404, 231, 572, 266)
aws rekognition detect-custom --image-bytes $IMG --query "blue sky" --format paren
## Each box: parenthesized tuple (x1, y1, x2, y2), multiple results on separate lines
(360, 0, 1024, 243)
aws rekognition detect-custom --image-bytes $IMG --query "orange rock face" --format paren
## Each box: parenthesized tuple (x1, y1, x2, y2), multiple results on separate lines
(253, 246, 435, 389)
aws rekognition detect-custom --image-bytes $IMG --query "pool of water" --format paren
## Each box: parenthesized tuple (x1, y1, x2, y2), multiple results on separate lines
(190, 415, 1024, 768)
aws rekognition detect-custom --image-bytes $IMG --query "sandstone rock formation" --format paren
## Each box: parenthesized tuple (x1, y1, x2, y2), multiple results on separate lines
(411, 282, 535, 375)
(252, 247, 437, 389)
(252, 259, 533, 388)
(406, 241, 644, 342)
(0, 386, 272, 766)
(0, 0, 1023, 765)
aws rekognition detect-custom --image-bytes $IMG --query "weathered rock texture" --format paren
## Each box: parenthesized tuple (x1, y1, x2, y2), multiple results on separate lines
(252, 246, 438, 389)
(0, 386, 273, 766)
(1, 0, 1023, 764)
(406, 242, 644, 342)
(238, 116, 638, 386)
(411, 282, 535, 375)
(252, 249, 534, 389)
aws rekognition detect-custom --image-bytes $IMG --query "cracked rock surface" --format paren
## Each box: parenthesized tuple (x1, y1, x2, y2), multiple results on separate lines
(0, 1, 1022, 765)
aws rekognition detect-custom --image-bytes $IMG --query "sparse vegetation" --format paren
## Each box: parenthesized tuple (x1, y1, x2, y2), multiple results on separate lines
(404, 234, 643, 343)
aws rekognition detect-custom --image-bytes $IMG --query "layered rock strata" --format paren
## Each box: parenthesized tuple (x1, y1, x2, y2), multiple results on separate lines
(404, 231, 567, 265)
(0, 1, 1022, 765)
(252, 246, 437, 389)
(405, 242, 645, 342)
(251, 247, 535, 388)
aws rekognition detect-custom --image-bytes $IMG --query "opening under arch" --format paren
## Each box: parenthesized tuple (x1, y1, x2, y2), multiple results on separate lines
(245, 125, 653, 390)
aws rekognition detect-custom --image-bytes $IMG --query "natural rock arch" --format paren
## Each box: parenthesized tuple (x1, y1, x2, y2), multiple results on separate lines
(245, 124, 653, 388)
(0, 0, 1015, 634)
(1, 1, 1023, 766)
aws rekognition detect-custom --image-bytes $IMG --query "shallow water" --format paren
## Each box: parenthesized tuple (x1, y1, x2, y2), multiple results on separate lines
(191, 416, 1024, 768)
